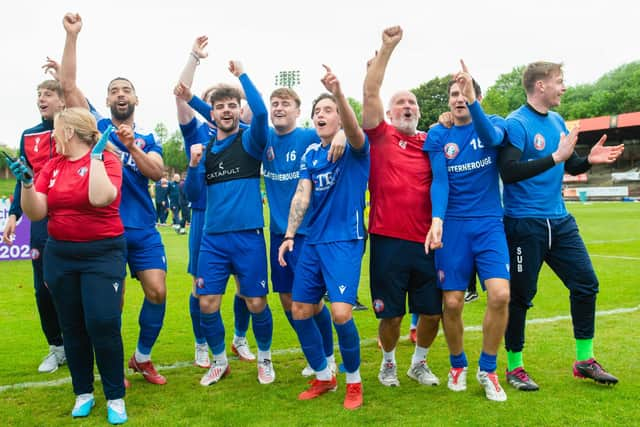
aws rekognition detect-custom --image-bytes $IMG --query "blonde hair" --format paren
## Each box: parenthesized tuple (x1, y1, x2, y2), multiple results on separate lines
(55, 108, 119, 155)
(270, 87, 301, 108)
(522, 61, 563, 94)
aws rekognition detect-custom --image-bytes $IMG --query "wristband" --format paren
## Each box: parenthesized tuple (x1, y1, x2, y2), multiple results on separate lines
(190, 51, 200, 65)
(282, 236, 294, 243)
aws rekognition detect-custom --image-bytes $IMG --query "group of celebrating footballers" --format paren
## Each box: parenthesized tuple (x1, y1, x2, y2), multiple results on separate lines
(2, 14, 624, 424)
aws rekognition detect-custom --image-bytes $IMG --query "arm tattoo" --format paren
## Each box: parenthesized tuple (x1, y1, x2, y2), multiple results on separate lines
(286, 181, 310, 235)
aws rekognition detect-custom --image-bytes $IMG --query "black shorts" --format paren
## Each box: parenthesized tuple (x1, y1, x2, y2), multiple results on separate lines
(369, 234, 442, 318)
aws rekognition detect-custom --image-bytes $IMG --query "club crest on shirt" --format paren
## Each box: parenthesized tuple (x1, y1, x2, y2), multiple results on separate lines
(266, 146, 275, 161)
(134, 138, 146, 150)
(77, 166, 88, 177)
(437, 269, 445, 283)
(533, 133, 545, 150)
(444, 143, 459, 159)
(373, 299, 385, 313)
(398, 140, 407, 149)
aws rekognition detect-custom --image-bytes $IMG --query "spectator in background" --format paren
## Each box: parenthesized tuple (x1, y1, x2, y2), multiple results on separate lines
(168, 173, 181, 230)
(155, 176, 169, 225)
(178, 173, 190, 235)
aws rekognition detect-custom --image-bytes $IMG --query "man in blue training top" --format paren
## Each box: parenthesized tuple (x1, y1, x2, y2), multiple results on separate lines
(60, 13, 169, 388)
(278, 65, 369, 410)
(184, 60, 274, 386)
(173, 36, 256, 369)
(424, 60, 510, 402)
(499, 61, 623, 391)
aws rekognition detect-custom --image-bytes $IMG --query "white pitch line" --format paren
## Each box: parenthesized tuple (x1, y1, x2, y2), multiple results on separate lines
(587, 238, 640, 244)
(2, 305, 638, 393)
(591, 254, 640, 261)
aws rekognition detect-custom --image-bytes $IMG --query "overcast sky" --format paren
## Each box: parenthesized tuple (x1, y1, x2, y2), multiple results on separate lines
(1, 0, 636, 148)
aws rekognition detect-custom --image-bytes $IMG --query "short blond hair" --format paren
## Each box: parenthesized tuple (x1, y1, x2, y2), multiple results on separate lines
(55, 108, 118, 155)
(522, 61, 563, 94)
(270, 88, 301, 108)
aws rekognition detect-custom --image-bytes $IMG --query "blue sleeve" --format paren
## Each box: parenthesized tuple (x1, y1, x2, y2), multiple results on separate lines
(9, 180, 22, 219)
(505, 117, 527, 152)
(423, 130, 448, 218)
(184, 165, 204, 203)
(468, 101, 505, 147)
(427, 140, 449, 219)
(181, 118, 211, 161)
(239, 73, 268, 159)
(188, 95, 213, 125)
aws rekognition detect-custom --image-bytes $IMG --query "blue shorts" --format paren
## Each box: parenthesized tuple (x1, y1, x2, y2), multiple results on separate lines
(124, 227, 167, 279)
(435, 218, 510, 292)
(292, 240, 364, 305)
(370, 234, 442, 318)
(196, 229, 268, 297)
(188, 208, 206, 276)
(270, 231, 305, 294)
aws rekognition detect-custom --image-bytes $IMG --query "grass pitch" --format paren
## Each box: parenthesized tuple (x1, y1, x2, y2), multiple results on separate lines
(0, 198, 638, 426)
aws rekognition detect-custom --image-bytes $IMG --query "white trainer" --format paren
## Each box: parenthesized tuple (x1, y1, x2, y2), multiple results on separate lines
(301, 364, 314, 377)
(407, 361, 440, 385)
(194, 343, 211, 368)
(378, 361, 400, 387)
(258, 359, 276, 384)
(301, 360, 337, 377)
(200, 361, 230, 386)
(38, 345, 66, 373)
(447, 367, 468, 391)
(231, 338, 256, 362)
(477, 369, 507, 402)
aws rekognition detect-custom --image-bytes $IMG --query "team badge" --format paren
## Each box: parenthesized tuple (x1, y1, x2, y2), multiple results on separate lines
(77, 166, 88, 177)
(398, 140, 407, 149)
(437, 269, 445, 283)
(266, 146, 275, 161)
(444, 143, 459, 159)
(533, 133, 545, 150)
(31, 248, 40, 260)
(134, 138, 146, 150)
(373, 299, 385, 313)
(196, 277, 204, 288)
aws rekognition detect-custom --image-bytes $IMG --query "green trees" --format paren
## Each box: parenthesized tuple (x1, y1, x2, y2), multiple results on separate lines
(411, 75, 450, 130)
(410, 61, 640, 122)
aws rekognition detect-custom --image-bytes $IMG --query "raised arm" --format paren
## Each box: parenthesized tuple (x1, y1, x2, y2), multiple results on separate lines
(231, 61, 268, 155)
(277, 178, 312, 267)
(321, 65, 365, 150)
(59, 13, 89, 110)
(456, 60, 505, 146)
(175, 36, 209, 125)
(362, 26, 403, 129)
